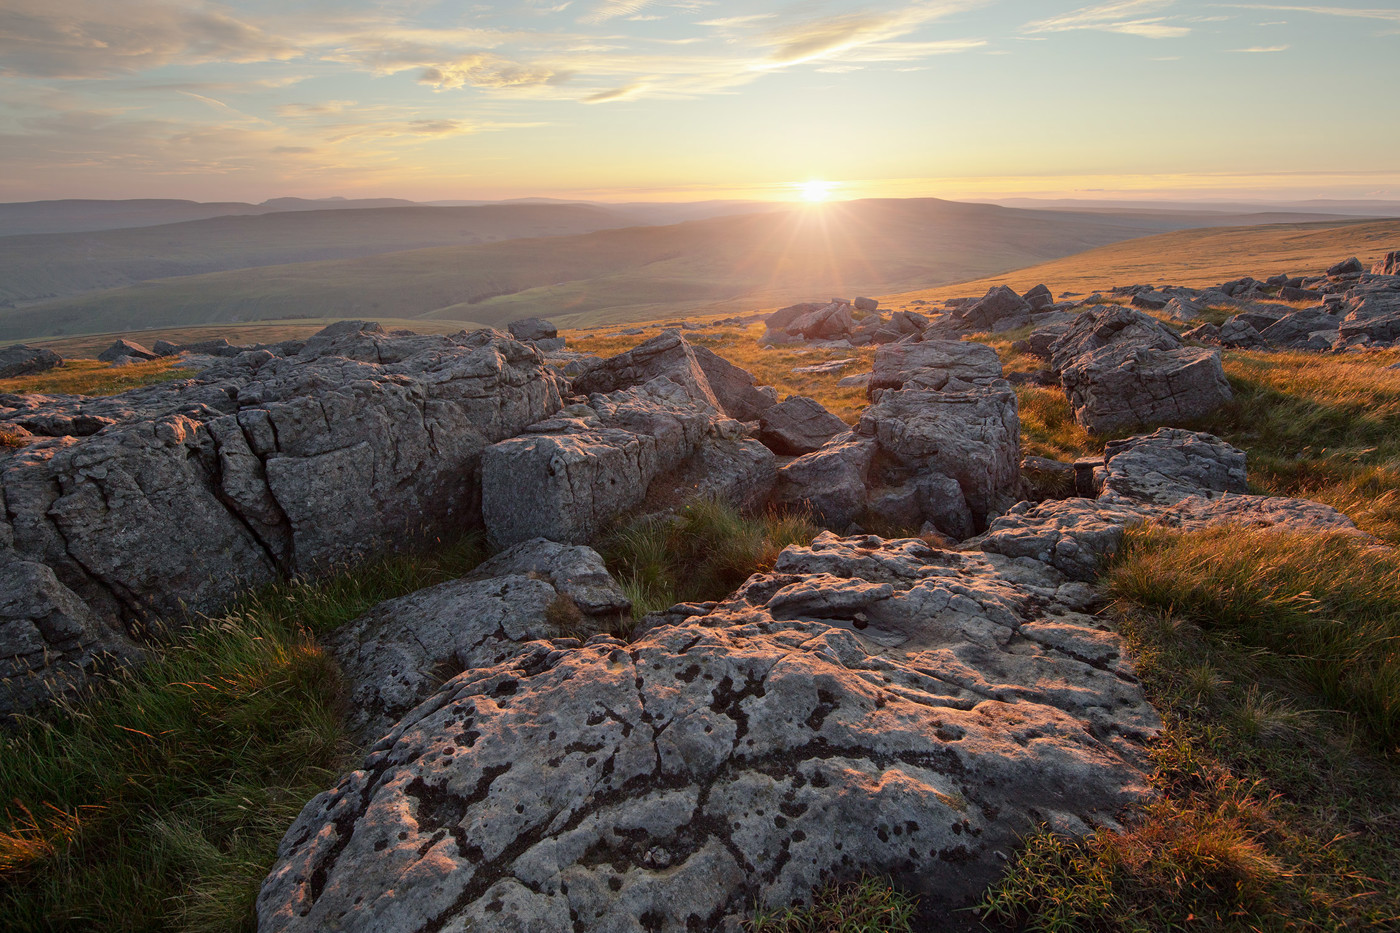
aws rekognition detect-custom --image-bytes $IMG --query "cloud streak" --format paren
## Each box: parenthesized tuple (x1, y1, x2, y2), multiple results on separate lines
(1024, 0, 1191, 38)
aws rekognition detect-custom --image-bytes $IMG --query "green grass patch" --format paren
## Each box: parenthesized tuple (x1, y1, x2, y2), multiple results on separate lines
(600, 497, 818, 617)
(750, 875, 919, 933)
(978, 526, 1400, 932)
(0, 359, 192, 397)
(0, 533, 486, 932)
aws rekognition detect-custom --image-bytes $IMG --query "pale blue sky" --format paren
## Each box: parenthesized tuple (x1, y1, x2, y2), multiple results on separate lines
(1, 1, 1396, 202)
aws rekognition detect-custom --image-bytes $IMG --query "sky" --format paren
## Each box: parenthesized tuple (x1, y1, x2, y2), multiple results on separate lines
(1, 0, 1397, 204)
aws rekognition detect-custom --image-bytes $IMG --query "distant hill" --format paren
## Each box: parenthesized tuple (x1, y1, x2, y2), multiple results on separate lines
(0, 197, 433, 236)
(0, 204, 638, 306)
(881, 218, 1400, 304)
(0, 198, 1252, 341)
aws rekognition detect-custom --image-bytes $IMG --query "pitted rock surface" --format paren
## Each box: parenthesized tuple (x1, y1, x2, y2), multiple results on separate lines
(260, 549, 1159, 933)
(1060, 344, 1232, 434)
(0, 323, 565, 715)
(1100, 428, 1248, 505)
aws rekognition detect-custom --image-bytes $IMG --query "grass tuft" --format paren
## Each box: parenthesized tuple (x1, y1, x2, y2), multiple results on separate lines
(749, 875, 919, 933)
(600, 497, 817, 618)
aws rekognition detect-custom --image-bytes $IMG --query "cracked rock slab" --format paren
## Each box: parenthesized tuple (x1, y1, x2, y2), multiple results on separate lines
(261, 605, 1157, 933)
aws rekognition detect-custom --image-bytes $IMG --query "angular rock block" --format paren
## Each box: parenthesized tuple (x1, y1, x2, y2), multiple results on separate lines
(1060, 344, 1232, 434)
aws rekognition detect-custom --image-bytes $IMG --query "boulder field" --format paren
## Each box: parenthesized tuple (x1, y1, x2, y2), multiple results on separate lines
(0, 304, 1384, 931)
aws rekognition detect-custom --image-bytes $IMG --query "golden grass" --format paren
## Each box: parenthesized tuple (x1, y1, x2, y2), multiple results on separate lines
(0, 359, 191, 397)
(883, 218, 1400, 306)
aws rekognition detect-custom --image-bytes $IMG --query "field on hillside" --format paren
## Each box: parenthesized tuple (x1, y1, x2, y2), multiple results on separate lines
(886, 218, 1400, 303)
(0, 199, 1219, 343)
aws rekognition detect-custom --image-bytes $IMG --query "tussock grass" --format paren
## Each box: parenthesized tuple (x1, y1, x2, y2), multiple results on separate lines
(600, 497, 817, 617)
(0, 533, 486, 932)
(1106, 527, 1400, 754)
(0, 358, 191, 397)
(979, 526, 1400, 931)
(749, 875, 919, 932)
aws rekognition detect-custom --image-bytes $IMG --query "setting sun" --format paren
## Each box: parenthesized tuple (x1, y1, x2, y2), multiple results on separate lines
(799, 179, 835, 202)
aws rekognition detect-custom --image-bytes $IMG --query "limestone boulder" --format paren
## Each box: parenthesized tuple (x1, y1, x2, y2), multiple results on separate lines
(1047, 306, 1182, 375)
(97, 339, 157, 363)
(1372, 251, 1400, 276)
(0, 345, 62, 380)
(757, 396, 848, 455)
(690, 345, 776, 421)
(1059, 344, 1232, 434)
(259, 533, 1159, 933)
(774, 432, 875, 529)
(1023, 284, 1054, 311)
(867, 340, 1003, 393)
(954, 286, 1033, 332)
(508, 317, 558, 343)
(1100, 428, 1247, 505)
(571, 331, 721, 411)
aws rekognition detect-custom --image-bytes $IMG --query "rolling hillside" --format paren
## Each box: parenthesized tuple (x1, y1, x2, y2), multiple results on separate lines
(0, 198, 1233, 341)
(0, 203, 639, 306)
(881, 218, 1400, 305)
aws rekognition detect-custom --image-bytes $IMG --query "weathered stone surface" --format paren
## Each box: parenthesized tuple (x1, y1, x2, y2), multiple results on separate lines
(690, 345, 776, 421)
(1023, 284, 1054, 311)
(0, 324, 565, 714)
(1218, 317, 1268, 349)
(1129, 291, 1170, 311)
(1327, 257, 1364, 277)
(571, 331, 721, 411)
(1372, 251, 1400, 276)
(758, 396, 848, 455)
(0, 345, 62, 380)
(774, 432, 875, 529)
(1164, 297, 1203, 322)
(97, 339, 157, 363)
(765, 302, 824, 332)
(260, 532, 1160, 933)
(1060, 344, 1232, 434)
(1258, 307, 1338, 347)
(787, 302, 855, 340)
(471, 538, 631, 618)
(1047, 306, 1182, 375)
(868, 340, 1003, 393)
(853, 296, 879, 312)
(974, 498, 1150, 581)
(0, 546, 144, 718)
(481, 381, 713, 548)
(1337, 287, 1400, 345)
(508, 317, 558, 342)
(954, 286, 1032, 332)
(1101, 428, 1247, 505)
(857, 386, 1020, 528)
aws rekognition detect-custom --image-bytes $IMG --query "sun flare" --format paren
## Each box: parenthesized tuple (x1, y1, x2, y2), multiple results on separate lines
(799, 179, 834, 202)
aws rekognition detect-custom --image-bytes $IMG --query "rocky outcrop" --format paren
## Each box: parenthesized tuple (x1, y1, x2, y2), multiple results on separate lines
(1045, 306, 1182, 375)
(953, 286, 1033, 332)
(260, 531, 1161, 933)
(508, 317, 564, 352)
(779, 342, 1019, 537)
(1099, 428, 1247, 505)
(0, 323, 566, 715)
(691, 345, 776, 422)
(0, 345, 62, 380)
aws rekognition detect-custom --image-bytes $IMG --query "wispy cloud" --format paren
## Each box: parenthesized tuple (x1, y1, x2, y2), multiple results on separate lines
(1222, 4, 1400, 23)
(1024, 0, 1191, 38)
(580, 0, 659, 25)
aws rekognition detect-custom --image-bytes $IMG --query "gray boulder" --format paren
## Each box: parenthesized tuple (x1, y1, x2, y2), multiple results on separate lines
(0, 345, 61, 380)
(571, 331, 721, 411)
(853, 296, 879, 312)
(97, 339, 157, 363)
(868, 340, 1003, 393)
(774, 432, 875, 529)
(1217, 317, 1268, 349)
(259, 533, 1159, 933)
(856, 386, 1020, 530)
(1060, 344, 1232, 434)
(954, 286, 1033, 332)
(1023, 284, 1054, 311)
(691, 345, 776, 421)
(470, 538, 631, 618)
(757, 396, 847, 455)
(1100, 429, 1247, 505)
(765, 302, 824, 332)
(787, 302, 855, 340)
(1129, 291, 1170, 311)
(1372, 251, 1400, 276)
(1046, 306, 1182, 375)
(1327, 257, 1364, 277)
(1164, 297, 1204, 322)
(1258, 308, 1339, 348)
(508, 317, 558, 343)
